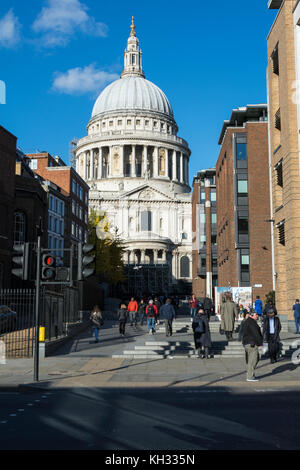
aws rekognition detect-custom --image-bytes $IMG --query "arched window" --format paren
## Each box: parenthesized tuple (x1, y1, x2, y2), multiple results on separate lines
(13, 211, 26, 244)
(180, 256, 190, 278)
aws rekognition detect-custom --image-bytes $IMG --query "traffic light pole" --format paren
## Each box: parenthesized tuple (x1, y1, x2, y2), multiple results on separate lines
(34, 235, 41, 382)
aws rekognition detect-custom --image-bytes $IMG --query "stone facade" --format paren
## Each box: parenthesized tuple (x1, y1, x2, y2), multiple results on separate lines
(75, 20, 192, 295)
(267, 0, 300, 319)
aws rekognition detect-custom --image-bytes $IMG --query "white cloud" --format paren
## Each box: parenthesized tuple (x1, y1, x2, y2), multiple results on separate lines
(0, 9, 21, 48)
(52, 64, 118, 95)
(32, 0, 108, 47)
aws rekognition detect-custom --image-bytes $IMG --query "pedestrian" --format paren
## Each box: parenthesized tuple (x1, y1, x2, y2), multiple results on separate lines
(263, 300, 278, 318)
(192, 308, 212, 358)
(117, 303, 128, 336)
(241, 311, 263, 382)
(238, 304, 247, 321)
(189, 293, 199, 322)
(238, 310, 250, 342)
(292, 299, 300, 334)
(90, 305, 103, 343)
(127, 296, 138, 327)
(220, 293, 238, 341)
(254, 296, 263, 318)
(160, 298, 176, 337)
(263, 308, 281, 363)
(145, 300, 158, 335)
(138, 298, 147, 325)
(154, 296, 161, 325)
(203, 296, 214, 321)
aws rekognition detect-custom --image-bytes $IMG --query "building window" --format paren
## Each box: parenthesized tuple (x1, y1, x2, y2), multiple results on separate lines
(211, 234, 217, 245)
(200, 191, 206, 203)
(238, 217, 248, 234)
(13, 211, 26, 244)
(211, 213, 217, 224)
(118, 120, 122, 126)
(29, 159, 37, 170)
(275, 108, 281, 131)
(241, 254, 250, 282)
(276, 220, 285, 246)
(237, 180, 248, 194)
(80, 187, 83, 201)
(236, 142, 247, 160)
(271, 43, 279, 75)
(275, 159, 283, 187)
(141, 211, 152, 231)
(210, 190, 216, 202)
(127, 119, 132, 125)
(200, 213, 206, 224)
(180, 256, 190, 278)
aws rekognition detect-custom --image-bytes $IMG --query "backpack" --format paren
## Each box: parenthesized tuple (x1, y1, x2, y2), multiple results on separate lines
(147, 305, 155, 317)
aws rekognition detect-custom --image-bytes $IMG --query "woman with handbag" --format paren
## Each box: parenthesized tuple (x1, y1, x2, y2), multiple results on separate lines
(90, 305, 103, 343)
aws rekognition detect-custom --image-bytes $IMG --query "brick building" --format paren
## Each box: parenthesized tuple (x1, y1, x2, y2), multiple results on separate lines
(216, 104, 273, 303)
(0, 126, 16, 287)
(26, 152, 89, 251)
(192, 169, 217, 299)
(267, 0, 300, 319)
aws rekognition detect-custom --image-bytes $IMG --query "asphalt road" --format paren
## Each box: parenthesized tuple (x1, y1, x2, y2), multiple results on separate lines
(0, 386, 299, 451)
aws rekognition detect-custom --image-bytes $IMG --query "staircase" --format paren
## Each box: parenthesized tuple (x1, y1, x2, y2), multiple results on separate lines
(112, 318, 293, 360)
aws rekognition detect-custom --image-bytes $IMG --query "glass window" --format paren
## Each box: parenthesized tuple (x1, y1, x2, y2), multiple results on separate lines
(200, 213, 206, 224)
(211, 213, 217, 224)
(210, 190, 216, 202)
(200, 192, 206, 203)
(80, 187, 83, 201)
(238, 180, 248, 193)
(13, 211, 26, 244)
(238, 217, 248, 234)
(236, 143, 247, 160)
(30, 159, 37, 170)
(200, 235, 206, 243)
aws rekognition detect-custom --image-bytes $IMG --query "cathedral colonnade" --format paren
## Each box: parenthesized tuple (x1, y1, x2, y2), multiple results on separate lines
(76, 144, 190, 186)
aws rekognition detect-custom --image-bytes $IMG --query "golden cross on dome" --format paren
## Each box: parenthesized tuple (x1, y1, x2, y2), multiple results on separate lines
(130, 16, 136, 36)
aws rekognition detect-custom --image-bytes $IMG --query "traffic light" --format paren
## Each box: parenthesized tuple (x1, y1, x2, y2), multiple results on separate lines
(77, 243, 95, 280)
(12, 243, 29, 280)
(41, 254, 56, 280)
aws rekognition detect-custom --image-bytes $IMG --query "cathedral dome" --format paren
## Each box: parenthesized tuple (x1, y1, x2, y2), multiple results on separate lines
(91, 76, 174, 119)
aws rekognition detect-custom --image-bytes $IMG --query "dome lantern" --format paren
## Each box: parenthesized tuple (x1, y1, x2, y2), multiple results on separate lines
(121, 16, 145, 79)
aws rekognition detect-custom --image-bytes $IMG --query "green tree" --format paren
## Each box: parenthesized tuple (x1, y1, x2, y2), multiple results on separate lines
(88, 209, 126, 286)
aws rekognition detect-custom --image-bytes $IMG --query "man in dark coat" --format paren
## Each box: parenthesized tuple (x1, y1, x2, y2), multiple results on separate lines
(160, 298, 176, 337)
(192, 308, 212, 358)
(263, 310, 281, 363)
(203, 296, 214, 321)
(241, 311, 263, 382)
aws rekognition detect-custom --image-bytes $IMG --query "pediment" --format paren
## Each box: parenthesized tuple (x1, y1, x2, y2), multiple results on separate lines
(120, 183, 175, 201)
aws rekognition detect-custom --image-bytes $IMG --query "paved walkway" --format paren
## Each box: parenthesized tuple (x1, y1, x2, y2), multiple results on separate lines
(1, 317, 300, 391)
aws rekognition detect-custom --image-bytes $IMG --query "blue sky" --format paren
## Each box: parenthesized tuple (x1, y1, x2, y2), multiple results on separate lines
(0, 0, 277, 185)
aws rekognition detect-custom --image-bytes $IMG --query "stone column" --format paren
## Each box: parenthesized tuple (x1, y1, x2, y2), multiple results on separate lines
(129, 250, 135, 264)
(180, 152, 184, 183)
(172, 150, 177, 181)
(120, 145, 124, 177)
(153, 146, 159, 177)
(141, 249, 146, 264)
(109, 146, 113, 177)
(90, 149, 94, 180)
(143, 145, 147, 177)
(83, 151, 87, 180)
(99, 147, 103, 179)
(162, 249, 167, 262)
(132, 145, 136, 177)
(165, 149, 169, 178)
(153, 249, 158, 264)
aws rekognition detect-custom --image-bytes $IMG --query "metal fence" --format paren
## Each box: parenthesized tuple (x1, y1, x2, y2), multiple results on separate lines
(0, 286, 79, 358)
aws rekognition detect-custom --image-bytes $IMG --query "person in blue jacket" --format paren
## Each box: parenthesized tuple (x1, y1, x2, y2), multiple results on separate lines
(254, 296, 263, 316)
(293, 299, 300, 334)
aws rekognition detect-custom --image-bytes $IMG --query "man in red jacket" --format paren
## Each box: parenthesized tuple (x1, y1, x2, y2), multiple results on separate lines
(145, 300, 158, 334)
(127, 297, 138, 327)
(189, 294, 199, 322)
